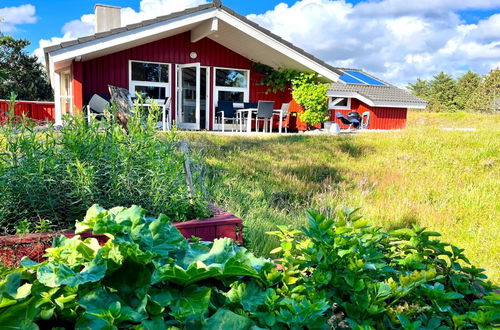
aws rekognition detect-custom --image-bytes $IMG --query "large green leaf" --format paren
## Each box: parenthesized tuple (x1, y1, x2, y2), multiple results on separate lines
(37, 254, 107, 288)
(169, 286, 211, 320)
(203, 309, 253, 330)
(0, 297, 38, 329)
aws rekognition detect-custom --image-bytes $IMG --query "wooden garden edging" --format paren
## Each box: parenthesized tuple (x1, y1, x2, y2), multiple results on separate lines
(0, 205, 242, 267)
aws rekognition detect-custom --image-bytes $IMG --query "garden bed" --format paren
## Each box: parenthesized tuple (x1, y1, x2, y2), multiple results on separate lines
(0, 205, 242, 267)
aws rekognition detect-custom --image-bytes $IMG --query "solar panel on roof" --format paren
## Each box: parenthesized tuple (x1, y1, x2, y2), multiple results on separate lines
(339, 74, 366, 84)
(343, 70, 386, 86)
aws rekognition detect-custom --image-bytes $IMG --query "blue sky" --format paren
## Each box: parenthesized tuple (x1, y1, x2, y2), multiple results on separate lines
(1, 0, 499, 85)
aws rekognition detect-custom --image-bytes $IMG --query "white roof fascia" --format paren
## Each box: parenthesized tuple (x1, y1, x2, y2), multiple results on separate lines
(216, 10, 340, 82)
(48, 8, 217, 63)
(327, 91, 375, 106)
(372, 101, 428, 109)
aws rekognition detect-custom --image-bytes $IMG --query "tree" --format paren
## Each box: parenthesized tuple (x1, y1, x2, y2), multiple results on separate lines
(455, 70, 481, 111)
(428, 72, 458, 112)
(0, 34, 53, 101)
(407, 78, 431, 99)
(467, 68, 500, 113)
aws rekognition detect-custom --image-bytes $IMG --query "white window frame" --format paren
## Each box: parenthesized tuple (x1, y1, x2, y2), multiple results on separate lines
(329, 97, 351, 110)
(128, 60, 172, 103)
(213, 67, 250, 107)
(212, 67, 250, 130)
(59, 69, 73, 116)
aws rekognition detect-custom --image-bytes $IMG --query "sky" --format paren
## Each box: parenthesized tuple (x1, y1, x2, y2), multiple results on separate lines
(1, 0, 499, 86)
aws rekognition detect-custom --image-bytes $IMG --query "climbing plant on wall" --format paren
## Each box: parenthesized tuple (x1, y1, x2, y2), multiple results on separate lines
(253, 63, 330, 126)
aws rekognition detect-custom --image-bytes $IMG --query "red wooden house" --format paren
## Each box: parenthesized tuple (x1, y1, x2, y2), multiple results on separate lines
(43, 0, 426, 131)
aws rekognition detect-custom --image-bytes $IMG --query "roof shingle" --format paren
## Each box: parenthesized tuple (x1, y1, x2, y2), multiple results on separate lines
(328, 82, 426, 105)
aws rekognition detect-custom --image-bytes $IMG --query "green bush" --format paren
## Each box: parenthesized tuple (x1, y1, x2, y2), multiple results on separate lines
(0, 206, 497, 329)
(291, 74, 329, 126)
(0, 103, 208, 234)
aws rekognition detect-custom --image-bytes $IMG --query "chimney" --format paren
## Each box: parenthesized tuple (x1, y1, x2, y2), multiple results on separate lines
(94, 4, 121, 33)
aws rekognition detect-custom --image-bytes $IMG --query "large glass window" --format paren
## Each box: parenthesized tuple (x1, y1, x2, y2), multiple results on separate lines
(214, 67, 249, 115)
(129, 61, 170, 101)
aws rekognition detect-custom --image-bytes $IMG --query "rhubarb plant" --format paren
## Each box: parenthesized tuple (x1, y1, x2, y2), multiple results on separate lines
(0, 205, 497, 329)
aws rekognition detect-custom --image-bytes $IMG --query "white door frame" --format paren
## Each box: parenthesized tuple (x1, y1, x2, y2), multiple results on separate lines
(176, 62, 201, 130)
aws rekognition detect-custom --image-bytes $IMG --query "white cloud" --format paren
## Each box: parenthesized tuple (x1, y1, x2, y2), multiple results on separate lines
(248, 0, 500, 86)
(0, 4, 37, 32)
(35, 0, 500, 86)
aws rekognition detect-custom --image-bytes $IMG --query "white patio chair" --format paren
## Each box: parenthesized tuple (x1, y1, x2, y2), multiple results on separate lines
(85, 94, 110, 124)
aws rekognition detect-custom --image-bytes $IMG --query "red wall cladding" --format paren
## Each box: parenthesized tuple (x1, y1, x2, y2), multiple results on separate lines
(329, 99, 407, 130)
(0, 100, 55, 123)
(80, 31, 291, 129)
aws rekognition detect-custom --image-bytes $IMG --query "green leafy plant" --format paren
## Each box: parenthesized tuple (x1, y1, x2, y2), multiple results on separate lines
(0, 99, 209, 234)
(0, 205, 320, 329)
(268, 209, 498, 329)
(252, 62, 301, 94)
(253, 63, 330, 127)
(0, 205, 497, 329)
(291, 79, 330, 126)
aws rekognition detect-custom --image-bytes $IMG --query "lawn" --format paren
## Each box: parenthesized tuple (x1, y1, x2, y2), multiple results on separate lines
(183, 111, 500, 282)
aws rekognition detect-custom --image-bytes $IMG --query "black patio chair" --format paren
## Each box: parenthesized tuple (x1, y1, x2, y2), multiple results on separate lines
(217, 101, 238, 132)
(336, 112, 360, 129)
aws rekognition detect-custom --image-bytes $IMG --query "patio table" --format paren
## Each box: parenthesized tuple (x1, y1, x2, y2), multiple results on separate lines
(236, 108, 283, 133)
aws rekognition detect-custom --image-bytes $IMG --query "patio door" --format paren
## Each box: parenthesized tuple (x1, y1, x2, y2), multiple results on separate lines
(176, 63, 200, 130)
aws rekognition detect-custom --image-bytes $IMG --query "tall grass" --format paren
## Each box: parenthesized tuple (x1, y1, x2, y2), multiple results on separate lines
(183, 112, 499, 282)
(0, 103, 208, 234)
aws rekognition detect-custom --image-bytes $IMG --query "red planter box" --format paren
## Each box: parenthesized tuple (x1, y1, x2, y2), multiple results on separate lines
(0, 206, 242, 267)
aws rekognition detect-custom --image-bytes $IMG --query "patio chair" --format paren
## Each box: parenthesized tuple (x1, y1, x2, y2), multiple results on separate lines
(360, 111, 370, 129)
(336, 112, 360, 129)
(255, 101, 275, 132)
(85, 94, 110, 123)
(217, 101, 238, 132)
(277, 102, 290, 133)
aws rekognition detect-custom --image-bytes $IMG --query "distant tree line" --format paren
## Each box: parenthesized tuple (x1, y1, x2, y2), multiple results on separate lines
(407, 69, 499, 113)
(0, 33, 53, 101)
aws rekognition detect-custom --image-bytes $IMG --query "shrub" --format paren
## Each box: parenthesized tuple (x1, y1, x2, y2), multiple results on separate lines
(0, 102, 208, 234)
(268, 209, 498, 329)
(291, 73, 330, 127)
(0, 206, 497, 329)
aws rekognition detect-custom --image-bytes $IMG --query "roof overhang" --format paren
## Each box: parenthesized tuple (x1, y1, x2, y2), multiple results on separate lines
(44, 5, 341, 82)
(327, 90, 428, 109)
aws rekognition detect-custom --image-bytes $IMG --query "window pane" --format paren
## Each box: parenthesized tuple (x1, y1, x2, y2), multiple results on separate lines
(216, 69, 247, 87)
(334, 98, 348, 107)
(218, 91, 244, 103)
(134, 86, 166, 100)
(132, 62, 161, 82)
(160, 64, 169, 83)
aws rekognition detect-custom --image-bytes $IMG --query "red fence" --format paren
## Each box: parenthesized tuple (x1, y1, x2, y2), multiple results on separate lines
(0, 100, 55, 123)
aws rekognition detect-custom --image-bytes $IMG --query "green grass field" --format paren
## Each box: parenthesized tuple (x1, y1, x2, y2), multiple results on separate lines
(183, 112, 500, 282)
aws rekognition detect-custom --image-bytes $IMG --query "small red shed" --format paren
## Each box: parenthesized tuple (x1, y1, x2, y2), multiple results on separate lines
(43, 1, 426, 131)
